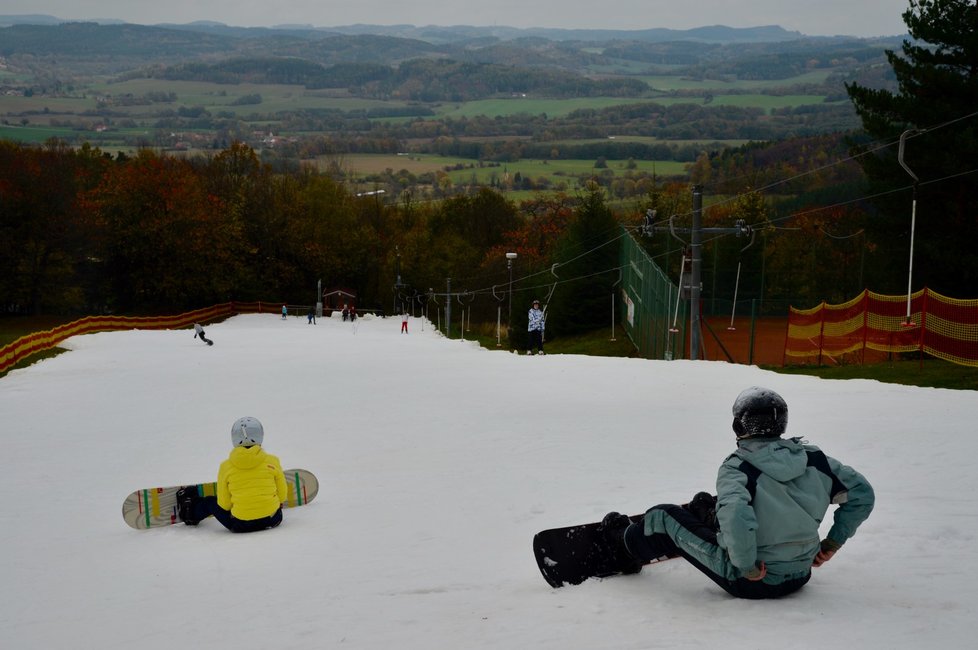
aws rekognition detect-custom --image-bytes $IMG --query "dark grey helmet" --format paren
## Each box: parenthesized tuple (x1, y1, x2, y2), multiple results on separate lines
(731, 387, 788, 439)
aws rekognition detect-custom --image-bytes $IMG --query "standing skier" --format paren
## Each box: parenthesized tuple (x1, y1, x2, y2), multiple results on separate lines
(599, 386, 874, 599)
(177, 417, 288, 533)
(527, 300, 546, 355)
(401, 311, 409, 334)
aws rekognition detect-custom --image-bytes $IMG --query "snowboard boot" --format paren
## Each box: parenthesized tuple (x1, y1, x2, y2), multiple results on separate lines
(683, 492, 718, 531)
(176, 486, 201, 526)
(595, 512, 644, 575)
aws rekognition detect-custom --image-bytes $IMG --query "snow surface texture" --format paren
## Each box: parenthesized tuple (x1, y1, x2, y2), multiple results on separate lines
(2, 313, 975, 649)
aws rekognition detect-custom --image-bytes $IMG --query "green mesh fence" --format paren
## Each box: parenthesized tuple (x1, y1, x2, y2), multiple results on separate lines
(620, 228, 688, 360)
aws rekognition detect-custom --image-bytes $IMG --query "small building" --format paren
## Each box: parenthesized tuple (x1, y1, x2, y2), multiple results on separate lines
(322, 288, 356, 316)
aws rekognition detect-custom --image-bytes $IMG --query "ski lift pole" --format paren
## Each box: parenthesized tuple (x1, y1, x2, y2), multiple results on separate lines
(446, 277, 452, 338)
(669, 253, 687, 334)
(728, 221, 755, 331)
(611, 267, 622, 341)
(493, 285, 503, 347)
(728, 262, 742, 330)
(457, 291, 470, 342)
(898, 128, 921, 327)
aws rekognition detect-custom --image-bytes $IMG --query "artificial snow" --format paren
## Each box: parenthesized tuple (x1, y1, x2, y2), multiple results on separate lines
(2, 313, 975, 649)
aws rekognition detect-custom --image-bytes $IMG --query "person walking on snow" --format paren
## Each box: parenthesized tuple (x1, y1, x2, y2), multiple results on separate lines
(281, 305, 288, 320)
(527, 300, 546, 355)
(177, 417, 288, 533)
(598, 386, 874, 599)
(401, 311, 409, 334)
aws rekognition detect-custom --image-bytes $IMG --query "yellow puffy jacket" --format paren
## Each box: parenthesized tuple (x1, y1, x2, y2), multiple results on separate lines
(217, 445, 288, 521)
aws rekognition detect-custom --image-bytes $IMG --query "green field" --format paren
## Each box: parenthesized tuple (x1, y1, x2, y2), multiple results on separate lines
(84, 79, 408, 114)
(325, 153, 688, 188)
(446, 158, 688, 183)
(316, 153, 475, 175)
(549, 136, 750, 147)
(417, 92, 835, 120)
(0, 124, 76, 143)
(1, 70, 840, 135)
(660, 94, 841, 112)
(334, 152, 684, 173)
(431, 97, 661, 119)
(0, 79, 415, 124)
(0, 94, 95, 116)
(639, 70, 833, 92)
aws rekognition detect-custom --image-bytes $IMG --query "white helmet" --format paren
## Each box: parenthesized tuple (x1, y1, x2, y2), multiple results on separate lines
(231, 417, 264, 447)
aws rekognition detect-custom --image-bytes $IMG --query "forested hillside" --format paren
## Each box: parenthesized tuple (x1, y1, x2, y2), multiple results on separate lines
(4, 7, 973, 323)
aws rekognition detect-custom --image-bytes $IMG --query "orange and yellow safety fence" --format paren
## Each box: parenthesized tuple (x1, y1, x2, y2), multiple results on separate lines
(784, 288, 978, 367)
(0, 301, 279, 375)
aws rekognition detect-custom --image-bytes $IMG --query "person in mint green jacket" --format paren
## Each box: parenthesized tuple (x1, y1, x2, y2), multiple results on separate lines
(600, 386, 874, 599)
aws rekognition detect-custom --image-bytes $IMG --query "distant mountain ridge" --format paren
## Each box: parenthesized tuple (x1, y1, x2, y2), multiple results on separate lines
(0, 14, 810, 44)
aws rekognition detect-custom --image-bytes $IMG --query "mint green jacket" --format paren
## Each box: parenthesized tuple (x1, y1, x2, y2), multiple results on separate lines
(715, 437, 874, 580)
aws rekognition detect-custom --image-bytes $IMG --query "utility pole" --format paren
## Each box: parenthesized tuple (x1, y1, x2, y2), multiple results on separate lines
(643, 185, 751, 361)
(393, 246, 405, 316)
(445, 277, 452, 338)
(316, 279, 322, 318)
(690, 186, 703, 360)
(506, 252, 517, 330)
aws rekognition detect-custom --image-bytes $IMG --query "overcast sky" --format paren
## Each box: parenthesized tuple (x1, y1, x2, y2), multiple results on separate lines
(4, 1, 911, 37)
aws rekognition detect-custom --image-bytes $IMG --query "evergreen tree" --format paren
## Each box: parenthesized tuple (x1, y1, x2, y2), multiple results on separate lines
(545, 184, 621, 338)
(845, 0, 978, 295)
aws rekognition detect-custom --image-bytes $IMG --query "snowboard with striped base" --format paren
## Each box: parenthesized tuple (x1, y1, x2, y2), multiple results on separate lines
(122, 468, 318, 530)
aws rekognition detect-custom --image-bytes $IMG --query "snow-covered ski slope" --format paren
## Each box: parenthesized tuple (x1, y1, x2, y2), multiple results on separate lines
(2, 313, 976, 649)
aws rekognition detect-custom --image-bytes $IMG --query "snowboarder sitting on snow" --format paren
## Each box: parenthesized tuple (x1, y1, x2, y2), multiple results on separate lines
(527, 300, 545, 355)
(599, 386, 875, 599)
(177, 417, 288, 533)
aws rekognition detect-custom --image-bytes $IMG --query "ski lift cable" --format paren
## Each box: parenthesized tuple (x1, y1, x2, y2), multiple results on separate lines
(702, 108, 978, 207)
(421, 162, 978, 309)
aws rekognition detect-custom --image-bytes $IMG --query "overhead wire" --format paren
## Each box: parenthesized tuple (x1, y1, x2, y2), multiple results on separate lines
(418, 109, 978, 305)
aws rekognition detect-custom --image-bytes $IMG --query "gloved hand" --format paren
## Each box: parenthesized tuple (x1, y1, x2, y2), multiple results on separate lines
(744, 561, 767, 581)
(813, 538, 841, 567)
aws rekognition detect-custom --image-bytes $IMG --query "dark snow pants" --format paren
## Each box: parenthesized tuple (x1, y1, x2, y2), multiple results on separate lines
(624, 504, 811, 600)
(527, 329, 544, 353)
(192, 496, 282, 533)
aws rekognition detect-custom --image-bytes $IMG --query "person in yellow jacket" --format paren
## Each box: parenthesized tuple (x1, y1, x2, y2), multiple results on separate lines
(177, 417, 288, 533)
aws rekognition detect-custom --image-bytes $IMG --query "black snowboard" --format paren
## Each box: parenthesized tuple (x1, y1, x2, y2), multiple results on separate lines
(533, 514, 678, 588)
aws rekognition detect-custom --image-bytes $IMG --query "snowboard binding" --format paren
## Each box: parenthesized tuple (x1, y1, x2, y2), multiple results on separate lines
(593, 512, 644, 576)
(176, 486, 202, 525)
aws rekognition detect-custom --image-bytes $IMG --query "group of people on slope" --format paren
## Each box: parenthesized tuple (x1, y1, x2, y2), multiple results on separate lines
(181, 295, 875, 603)
(177, 384, 873, 602)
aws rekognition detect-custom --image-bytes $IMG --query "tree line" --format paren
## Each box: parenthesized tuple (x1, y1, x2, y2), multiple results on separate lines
(4, 1, 975, 333)
(0, 136, 868, 334)
(144, 56, 649, 101)
(0, 140, 572, 322)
